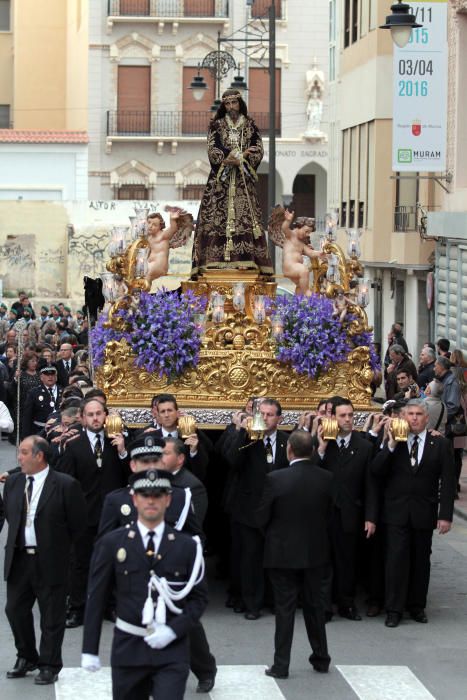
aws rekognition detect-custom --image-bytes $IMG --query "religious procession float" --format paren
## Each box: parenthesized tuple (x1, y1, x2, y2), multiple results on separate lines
(92, 208, 378, 428)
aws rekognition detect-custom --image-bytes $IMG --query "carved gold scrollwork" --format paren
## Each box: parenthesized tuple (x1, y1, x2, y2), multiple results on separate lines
(347, 347, 373, 404)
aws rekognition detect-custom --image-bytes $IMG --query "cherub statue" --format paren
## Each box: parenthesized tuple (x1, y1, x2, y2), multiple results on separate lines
(268, 206, 326, 296)
(146, 206, 194, 283)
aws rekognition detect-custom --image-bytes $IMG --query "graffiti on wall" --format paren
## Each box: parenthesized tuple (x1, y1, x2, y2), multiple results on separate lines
(67, 224, 110, 299)
(0, 235, 36, 292)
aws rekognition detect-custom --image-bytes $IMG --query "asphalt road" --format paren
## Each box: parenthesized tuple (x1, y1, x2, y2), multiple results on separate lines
(0, 441, 466, 700)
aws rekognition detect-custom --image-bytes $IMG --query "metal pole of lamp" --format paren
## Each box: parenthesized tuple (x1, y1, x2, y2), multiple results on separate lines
(267, 2, 276, 269)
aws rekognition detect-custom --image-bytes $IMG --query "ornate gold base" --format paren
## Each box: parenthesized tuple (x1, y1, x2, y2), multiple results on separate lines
(98, 269, 374, 412)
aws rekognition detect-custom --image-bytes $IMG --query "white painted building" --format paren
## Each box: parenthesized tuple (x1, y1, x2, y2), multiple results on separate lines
(0, 131, 89, 201)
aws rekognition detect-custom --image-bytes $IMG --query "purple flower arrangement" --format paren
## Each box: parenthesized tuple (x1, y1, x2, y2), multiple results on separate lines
(125, 289, 207, 379)
(90, 314, 124, 366)
(91, 289, 207, 380)
(270, 294, 379, 378)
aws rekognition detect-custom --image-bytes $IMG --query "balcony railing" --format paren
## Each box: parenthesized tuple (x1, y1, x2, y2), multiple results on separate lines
(394, 205, 417, 232)
(108, 0, 229, 18)
(107, 110, 281, 137)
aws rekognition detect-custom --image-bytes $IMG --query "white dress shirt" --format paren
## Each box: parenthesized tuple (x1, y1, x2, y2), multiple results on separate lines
(87, 428, 105, 449)
(162, 428, 178, 439)
(24, 466, 50, 547)
(408, 430, 427, 463)
(137, 520, 165, 553)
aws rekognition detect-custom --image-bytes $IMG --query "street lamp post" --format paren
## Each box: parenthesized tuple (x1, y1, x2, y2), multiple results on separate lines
(380, 1, 422, 48)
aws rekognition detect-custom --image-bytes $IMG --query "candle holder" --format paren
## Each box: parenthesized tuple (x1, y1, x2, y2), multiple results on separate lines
(346, 228, 362, 258)
(109, 226, 130, 257)
(134, 248, 149, 279)
(232, 282, 246, 312)
(211, 293, 225, 324)
(101, 272, 119, 303)
(193, 313, 207, 334)
(325, 210, 338, 241)
(271, 315, 284, 340)
(326, 253, 341, 285)
(253, 295, 266, 324)
(356, 278, 370, 307)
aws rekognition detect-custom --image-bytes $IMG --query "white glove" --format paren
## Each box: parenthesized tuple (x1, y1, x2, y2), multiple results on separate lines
(144, 624, 177, 649)
(81, 653, 101, 672)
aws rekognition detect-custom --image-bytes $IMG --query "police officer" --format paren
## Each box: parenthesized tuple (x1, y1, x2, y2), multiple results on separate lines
(82, 468, 208, 700)
(22, 366, 62, 438)
(98, 435, 217, 694)
(98, 434, 203, 539)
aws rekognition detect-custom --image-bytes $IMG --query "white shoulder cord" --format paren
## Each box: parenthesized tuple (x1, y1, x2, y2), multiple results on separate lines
(142, 535, 205, 626)
(174, 488, 192, 531)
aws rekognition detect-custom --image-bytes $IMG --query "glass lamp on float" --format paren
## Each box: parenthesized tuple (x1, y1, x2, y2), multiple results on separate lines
(134, 248, 149, 279)
(109, 226, 129, 257)
(271, 315, 284, 341)
(357, 279, 370, 308)
(346, 229, 362, 259)
(379, 1, 421, 48)
(100, 272, 119, 305)
(325, 210, 338, 242)
(253, 295, 266, 324)
(211, 293, 225, 324)
(232, 282, 245, 312)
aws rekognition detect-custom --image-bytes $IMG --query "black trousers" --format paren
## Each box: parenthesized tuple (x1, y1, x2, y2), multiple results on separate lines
(5, 550, 67, 671)
(189, 621, 216, 680)
(235, 521, 265, 613)
(385, 524, 433, 614)
(112, 662, 189, 700)
(69, 525, 98, 613)
(268, 567, 330, 673)
(328, 507, 359, 608)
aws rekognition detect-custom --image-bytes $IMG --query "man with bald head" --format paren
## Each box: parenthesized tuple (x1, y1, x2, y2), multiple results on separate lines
(54, 343, 77, 387)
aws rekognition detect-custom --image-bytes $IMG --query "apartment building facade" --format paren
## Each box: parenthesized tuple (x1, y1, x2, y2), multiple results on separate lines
(88, 0, 330, 224)
(328, 0, 437, 355)
(428, 1, 467, 349)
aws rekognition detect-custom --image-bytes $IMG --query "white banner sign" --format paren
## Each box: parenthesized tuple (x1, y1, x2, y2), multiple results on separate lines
(392, 1, 448, 172)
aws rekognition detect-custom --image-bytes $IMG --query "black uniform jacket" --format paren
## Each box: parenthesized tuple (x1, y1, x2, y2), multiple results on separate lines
(257, 459, 334, 570)
(82, 524, 208, 667)
(224, 428, 289, 528)
(98, 485, 203, 539)
(371, 433, 456, 529)
(22, 384, 63, 437)
(3, 468, 87, 584)
(54, 358, 77, 387)
(57, 431, 129, 526)
(312, 431, 379, 533)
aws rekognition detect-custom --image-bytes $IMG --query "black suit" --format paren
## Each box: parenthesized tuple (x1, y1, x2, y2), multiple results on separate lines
(137, 427, 211, 483)
(371, 432, 456, 614)
(257, 459, 333, 673)
(171, 466, 208, 527)
(83, 524, 208, 700)
(313, 432, 379, 610)
(57, 430, 129, 613)
(3, 468, 86, 671)
(54, 358, 77, 387)
(225, 428, 289, 613)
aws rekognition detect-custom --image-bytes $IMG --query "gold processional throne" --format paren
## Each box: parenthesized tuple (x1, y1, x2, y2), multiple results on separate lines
(97, 234, 375, 428)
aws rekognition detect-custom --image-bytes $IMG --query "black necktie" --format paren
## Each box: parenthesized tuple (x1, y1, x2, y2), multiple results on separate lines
(94, 434, 103, 465)
(48, 387, 55, 405)
(265, 437, 273, 466)
(410, 435, 419, 470)
(146, 530, 156, 557)
(339, 438, 347, 453)
(65, 361, 70, 373)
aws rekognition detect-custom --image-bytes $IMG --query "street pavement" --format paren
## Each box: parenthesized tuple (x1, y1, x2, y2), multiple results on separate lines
(1, 441, 467, 699)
